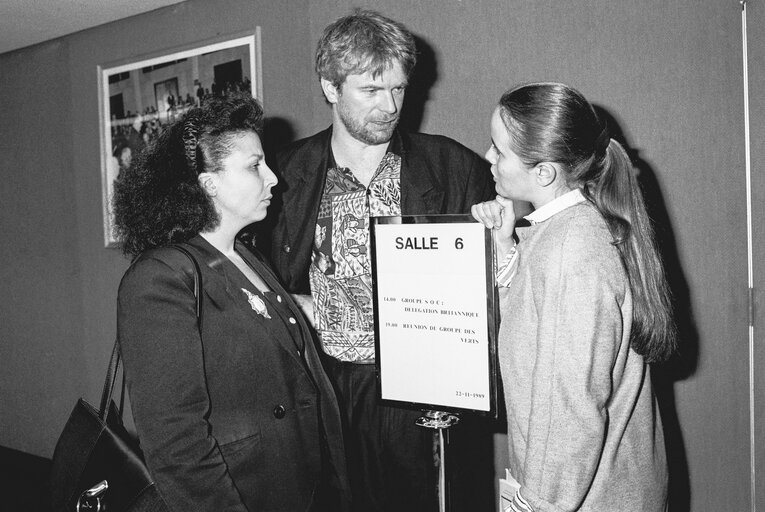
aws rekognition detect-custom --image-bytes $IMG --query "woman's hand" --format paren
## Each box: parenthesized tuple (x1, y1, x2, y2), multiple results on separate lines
(471, 195, 517, 258)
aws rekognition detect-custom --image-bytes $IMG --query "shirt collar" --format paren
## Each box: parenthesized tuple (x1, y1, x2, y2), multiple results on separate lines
(525, 188, 586, 224)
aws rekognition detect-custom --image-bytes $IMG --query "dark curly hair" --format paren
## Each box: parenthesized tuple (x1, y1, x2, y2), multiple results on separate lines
(112, 93, 264, 258)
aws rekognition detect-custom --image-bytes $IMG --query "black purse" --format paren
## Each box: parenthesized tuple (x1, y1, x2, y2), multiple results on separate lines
(50, 246, 201, 512)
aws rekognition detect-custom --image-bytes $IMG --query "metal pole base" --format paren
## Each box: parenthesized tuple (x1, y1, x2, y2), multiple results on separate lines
(416, 409, 460, 429)
(416, 411, 459, 512)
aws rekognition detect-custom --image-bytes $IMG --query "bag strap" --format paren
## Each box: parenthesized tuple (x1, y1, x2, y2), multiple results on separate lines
(98, 341, 121, 418)
(99, 245, 203, 420)
(171, 245, 203, 325)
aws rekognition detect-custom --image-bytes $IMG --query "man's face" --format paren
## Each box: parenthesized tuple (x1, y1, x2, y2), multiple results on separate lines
(118, 147, 132, 169)
(329, 61, 407, 146)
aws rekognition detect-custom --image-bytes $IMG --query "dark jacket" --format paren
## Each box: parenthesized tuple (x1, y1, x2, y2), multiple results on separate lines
(117, 235, 349, 512)
(268, 127, 494, 293)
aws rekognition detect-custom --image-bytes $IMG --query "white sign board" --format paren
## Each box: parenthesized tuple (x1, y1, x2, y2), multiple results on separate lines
(371, 215, 497, 415)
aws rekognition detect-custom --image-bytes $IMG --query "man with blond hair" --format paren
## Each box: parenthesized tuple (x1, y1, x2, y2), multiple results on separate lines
(268, 10, 493, 511)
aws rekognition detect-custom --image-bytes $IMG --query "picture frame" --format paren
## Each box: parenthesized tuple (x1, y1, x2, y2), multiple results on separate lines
(97, 30, 262, 247)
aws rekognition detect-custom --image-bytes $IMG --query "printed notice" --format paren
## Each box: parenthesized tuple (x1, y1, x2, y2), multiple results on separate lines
(372, 216, 496, 414)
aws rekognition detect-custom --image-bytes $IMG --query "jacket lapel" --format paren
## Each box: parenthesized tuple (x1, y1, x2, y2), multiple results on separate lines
(236, 241, 309, 366)
(397, 131, 444, 214)
(184, 237, 286, 342)
(283, 128, 332, 253)
(183, 236, 240, 311)
(240, 245, 343, 432)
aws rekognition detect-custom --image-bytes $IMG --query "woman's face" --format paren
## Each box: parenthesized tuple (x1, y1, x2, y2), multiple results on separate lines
(485, 107, 536, 202)
(209, 131, 277, 227)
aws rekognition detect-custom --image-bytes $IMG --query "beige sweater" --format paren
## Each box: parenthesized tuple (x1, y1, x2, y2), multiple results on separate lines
(499, 201, 667, 512)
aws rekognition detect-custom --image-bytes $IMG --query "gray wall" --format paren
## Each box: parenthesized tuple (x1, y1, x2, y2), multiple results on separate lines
(1, 1, 762, 511)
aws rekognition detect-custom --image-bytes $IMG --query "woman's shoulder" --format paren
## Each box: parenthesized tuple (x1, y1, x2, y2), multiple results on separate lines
(541, 203, 621, 267)
(132, 245, 194, 270)
(553, 202, 612, 243)
(119, 245, 197, 294)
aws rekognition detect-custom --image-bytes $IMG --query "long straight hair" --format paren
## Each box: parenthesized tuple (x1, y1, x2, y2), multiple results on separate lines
(498, 82, 676, 362)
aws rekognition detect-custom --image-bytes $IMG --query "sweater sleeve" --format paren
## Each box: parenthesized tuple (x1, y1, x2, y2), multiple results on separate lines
(519, 219, 625, 512)
(117, 255, 249, 512)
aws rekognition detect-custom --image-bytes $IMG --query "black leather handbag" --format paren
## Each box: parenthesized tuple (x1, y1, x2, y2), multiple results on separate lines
(50, 246, 201, 512)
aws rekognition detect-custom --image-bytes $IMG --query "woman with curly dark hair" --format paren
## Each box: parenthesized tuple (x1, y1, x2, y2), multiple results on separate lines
(113, 94, 349, 512)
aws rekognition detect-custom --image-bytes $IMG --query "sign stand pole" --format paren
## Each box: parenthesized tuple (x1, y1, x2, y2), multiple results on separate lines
(417, 410, 460, 512)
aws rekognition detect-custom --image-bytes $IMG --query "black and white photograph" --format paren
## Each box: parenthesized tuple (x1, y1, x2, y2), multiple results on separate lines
(1, 2, 764, 512)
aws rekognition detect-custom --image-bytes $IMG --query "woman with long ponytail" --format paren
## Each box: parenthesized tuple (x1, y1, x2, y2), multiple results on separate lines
(472, 82, 675, 511)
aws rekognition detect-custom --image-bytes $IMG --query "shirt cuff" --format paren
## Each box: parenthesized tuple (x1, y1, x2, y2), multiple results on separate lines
(509, 489, 534, 512)
(495, 245, 519, 288)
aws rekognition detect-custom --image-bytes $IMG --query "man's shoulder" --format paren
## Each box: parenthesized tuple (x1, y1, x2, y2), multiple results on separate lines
(401, 131, 482, 161)
(404, 131, 471, 150)
(400, 132, 488, 177)
(276, 128, 330, 163)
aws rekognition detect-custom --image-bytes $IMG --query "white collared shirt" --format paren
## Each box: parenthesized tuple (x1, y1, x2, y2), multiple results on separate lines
(525, 188, 586, 224)
(496, 188, 587, 288)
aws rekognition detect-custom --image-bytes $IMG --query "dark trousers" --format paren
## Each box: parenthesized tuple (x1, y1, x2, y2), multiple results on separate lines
(329, 360, 439, 512)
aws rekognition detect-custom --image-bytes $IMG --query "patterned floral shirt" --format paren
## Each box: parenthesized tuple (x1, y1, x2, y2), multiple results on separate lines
(309, 151, 401, 362)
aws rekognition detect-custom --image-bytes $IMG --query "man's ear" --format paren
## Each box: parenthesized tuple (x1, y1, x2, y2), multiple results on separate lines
(320, 78, 340, 104)
(198, 173, 217, 197)
(534, 162, 559, 188)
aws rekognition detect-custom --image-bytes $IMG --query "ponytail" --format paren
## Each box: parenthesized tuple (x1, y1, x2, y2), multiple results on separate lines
(584, 139, 677, 362)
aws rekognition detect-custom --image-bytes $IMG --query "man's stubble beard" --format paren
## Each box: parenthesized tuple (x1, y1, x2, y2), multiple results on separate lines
(336, 100, 399, 146)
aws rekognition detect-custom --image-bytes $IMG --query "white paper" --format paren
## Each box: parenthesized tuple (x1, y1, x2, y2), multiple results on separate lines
(374, 220, 492, 412)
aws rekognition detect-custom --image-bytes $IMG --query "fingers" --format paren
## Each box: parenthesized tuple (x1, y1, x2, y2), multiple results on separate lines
(472, 196, 518, 259)
(470, 202, 491, 228)
(471, 199, 507, 229)
(495, 195, 514, 212)
(291, 293, 315, 327)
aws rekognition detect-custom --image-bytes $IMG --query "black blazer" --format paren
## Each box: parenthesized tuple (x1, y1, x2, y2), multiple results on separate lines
(267, 127, 494, 293)
(117, 236, 348, 512)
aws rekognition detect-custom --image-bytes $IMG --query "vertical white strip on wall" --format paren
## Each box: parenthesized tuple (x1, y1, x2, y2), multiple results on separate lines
(741, 1, 755, 511)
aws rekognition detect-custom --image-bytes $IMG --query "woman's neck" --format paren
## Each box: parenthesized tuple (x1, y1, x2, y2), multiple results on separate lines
(200, 229, 237, 257)
(201, 228, 270, 292)
(531, 184, 574, 210)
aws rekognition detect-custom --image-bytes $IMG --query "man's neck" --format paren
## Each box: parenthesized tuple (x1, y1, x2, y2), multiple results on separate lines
(330, 126, 390, 188)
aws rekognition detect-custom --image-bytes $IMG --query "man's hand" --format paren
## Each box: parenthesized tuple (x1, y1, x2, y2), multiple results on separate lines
(291, 294, 315, 328)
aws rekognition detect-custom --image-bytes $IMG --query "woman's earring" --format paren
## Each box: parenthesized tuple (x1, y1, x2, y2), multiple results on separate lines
(202, 178, 217, 197)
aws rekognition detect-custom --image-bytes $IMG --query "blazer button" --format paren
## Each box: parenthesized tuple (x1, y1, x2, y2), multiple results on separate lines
(273, 405, 286, 419)
(283, 244, 291, 254)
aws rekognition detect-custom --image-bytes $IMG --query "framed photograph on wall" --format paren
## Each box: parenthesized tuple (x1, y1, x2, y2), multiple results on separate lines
(97, 30, 262, 247)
